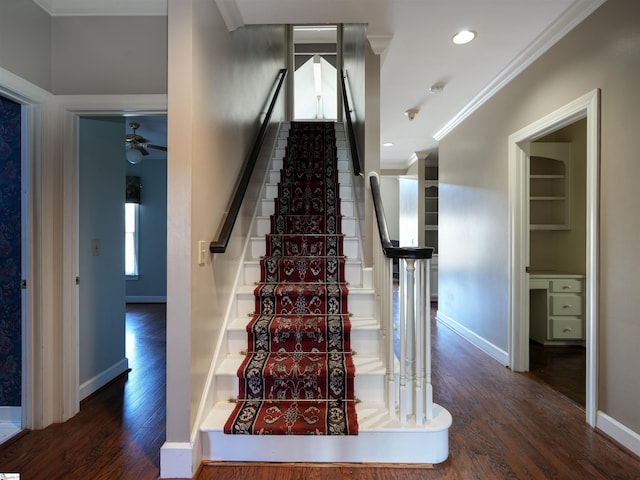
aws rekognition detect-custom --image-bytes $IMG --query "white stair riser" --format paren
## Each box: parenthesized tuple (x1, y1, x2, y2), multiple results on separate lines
(235, 290, 375, 318)
(226, 324, 380, 358)
(254, 216, 357, 237)
(201, 423, 450, 463)
(250, 236, 360, 260)
(243, 260, 363, 287)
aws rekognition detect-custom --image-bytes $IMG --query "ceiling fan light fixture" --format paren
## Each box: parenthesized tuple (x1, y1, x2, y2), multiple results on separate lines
(452, 30, 476, 45)
(126, 146, 144, 165)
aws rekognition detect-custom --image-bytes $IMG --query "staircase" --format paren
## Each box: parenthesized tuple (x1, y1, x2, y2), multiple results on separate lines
(200, 122, 451, 463)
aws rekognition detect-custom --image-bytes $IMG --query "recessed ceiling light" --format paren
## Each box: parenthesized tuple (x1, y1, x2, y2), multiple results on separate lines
(452, 30, 476, 45)
(383, 142, 394, 147)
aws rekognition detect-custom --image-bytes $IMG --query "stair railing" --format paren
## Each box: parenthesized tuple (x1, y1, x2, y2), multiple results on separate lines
(340, 69, 362, 177)
(340, 66, 434, 424)
(210, 68, 288, 253)
(369, 172, 435, 424)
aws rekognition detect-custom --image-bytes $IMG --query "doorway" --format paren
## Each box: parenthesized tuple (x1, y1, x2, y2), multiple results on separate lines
(0, 94, 24, 443)
(508, 89, 600, 426)
(527, 120, 587, 406)
(292, 25, 338, 121)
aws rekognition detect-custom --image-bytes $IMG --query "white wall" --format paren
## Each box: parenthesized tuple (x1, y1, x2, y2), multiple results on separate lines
(380, 176, 399, 241)
(164, 0, 286, 475)
(399, 177, 418, 247)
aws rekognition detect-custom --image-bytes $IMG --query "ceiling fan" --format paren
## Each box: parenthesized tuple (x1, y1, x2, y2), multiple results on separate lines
(125, 122, 167, 164)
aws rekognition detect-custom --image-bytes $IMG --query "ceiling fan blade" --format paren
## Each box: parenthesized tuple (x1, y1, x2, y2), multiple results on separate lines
(138, 146, 149, 156)
(146, 144, 168, 152)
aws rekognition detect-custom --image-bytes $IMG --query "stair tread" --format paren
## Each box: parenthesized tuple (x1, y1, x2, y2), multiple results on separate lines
(236, 284, 374, 295)
(228, 315, 379, 331)
(217, 353, 385, 376)
(203, 401, 452, 433)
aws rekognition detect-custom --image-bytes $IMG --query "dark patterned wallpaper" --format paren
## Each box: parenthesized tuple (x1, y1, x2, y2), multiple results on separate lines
(0, 95, 21, 406)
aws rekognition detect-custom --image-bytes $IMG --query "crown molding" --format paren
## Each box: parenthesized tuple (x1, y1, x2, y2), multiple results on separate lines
(33, 0, 167, 16)
(215, 0, 245, 31)
(434, 0, 606, 141)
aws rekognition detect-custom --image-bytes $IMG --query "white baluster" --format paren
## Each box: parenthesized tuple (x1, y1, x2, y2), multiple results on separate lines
(424, 257, 433, 421)
(414, 259, 424, 425)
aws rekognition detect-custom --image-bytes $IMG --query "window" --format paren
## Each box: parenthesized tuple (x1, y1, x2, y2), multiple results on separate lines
(125, 202, 139, 278)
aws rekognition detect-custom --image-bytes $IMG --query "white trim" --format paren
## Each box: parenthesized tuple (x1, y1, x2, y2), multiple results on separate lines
(214, 0, 245, 31)
(436, 310, 509, 366)
(33, 0, 167, 16)
(160, 442, 196, 479)
(507, 89, 600, 427)
(1, 67, 53, 431)
(597, 411, 640, 458)
(0, 407, 21, 424)
(125, 295, 167, 303)
(59, 94, 167, 424)
(79, 357, 129, 400)
(434, 0, 606, 142)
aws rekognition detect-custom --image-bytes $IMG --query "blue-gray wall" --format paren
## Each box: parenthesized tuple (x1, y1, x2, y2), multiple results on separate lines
(78, 116, 127, 395)
(126, 156, 167, 302)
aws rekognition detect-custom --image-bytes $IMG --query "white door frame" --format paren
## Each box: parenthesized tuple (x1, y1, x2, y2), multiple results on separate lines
(60, 95, 167, 419)
(508, 89, 600, 426)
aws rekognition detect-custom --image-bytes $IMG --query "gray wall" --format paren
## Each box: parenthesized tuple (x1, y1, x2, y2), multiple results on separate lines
(0, 2, 166, 95)
(78, 116, 127, 394)
(0, 0, 52, 91)
(439, 0, 640, 433)
(126, 157, 168, 301)
(52, 16, 167, 95)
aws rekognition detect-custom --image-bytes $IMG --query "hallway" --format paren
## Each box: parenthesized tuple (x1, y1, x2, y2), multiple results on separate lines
(1, 304, 639, 479)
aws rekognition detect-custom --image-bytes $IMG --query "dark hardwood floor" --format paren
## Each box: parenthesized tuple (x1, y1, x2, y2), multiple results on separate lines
(529, 341, 586, 406)
(2, 302, 640, 480)
(0, 303, 166, 479)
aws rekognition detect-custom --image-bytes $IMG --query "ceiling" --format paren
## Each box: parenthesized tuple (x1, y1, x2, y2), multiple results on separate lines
(35, 0, 605, 169)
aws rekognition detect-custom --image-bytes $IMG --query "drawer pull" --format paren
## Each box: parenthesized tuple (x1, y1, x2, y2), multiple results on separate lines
(563, 327, 572, 333)
(562, 304, 572, 309)
(562, 285, 572, 290)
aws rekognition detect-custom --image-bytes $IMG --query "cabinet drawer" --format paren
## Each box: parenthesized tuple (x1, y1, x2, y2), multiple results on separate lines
(550, 279, 582, 293)
(550, 295, 582, 316)
(550, 317, 583, 339)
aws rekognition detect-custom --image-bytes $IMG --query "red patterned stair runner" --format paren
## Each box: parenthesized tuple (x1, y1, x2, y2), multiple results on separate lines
(224, 122, 358, 435)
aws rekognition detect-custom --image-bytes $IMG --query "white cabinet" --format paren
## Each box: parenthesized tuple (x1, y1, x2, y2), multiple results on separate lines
(529, 143, 571, 230)
(530, 273, 584, 345)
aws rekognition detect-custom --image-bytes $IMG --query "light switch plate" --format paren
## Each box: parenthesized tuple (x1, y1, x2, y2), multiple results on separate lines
(198, 240, 207, 266)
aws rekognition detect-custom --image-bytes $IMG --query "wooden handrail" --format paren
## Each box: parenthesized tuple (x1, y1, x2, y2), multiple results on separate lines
(210, 68, 288, 253)
(340, 69, 362, 177)
(369, 173, 433, 260)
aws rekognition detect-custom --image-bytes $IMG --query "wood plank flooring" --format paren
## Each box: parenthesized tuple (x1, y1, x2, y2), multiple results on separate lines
(0, 303, 166, 479)
(1, 302, 640, 479)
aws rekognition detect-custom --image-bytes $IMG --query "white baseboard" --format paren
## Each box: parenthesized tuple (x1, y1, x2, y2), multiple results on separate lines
(126, 296, 167, 303)
(160, 441, 196, 479)
(79, 357, 129, 400)
(597, 411, 640, 457)
(436, 310, 509, 366)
